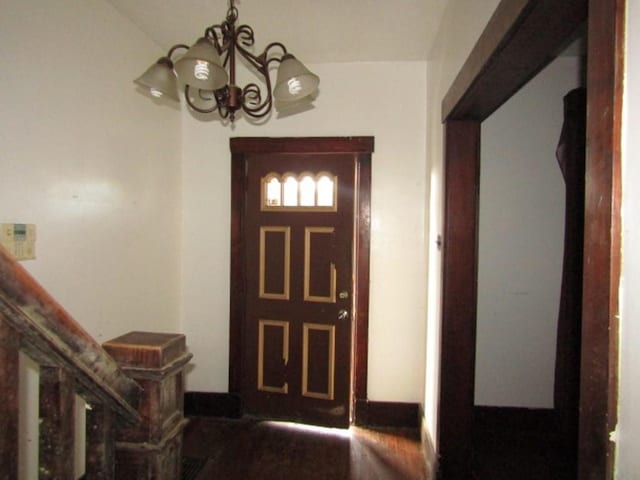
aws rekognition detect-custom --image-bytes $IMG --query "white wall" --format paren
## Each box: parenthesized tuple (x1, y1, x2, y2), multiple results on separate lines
(616, 0, 640, 476)
(0, 0, 182, 341)
(475, 56, 582, 408)
(0, 1, 182, 477)
(180, 61, 428, 403)
(423, 0, 502, 448)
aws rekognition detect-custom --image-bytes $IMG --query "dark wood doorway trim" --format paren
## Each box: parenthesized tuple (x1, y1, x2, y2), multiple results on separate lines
(438, 0, 623, 479)
(229, 136, 374, 424)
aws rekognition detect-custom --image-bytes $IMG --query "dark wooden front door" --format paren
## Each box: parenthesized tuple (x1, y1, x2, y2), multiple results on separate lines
(230, 138, 374, 428)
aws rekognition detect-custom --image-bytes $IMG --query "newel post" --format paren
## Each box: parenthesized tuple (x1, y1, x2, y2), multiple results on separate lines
(103, 332, 192, 480)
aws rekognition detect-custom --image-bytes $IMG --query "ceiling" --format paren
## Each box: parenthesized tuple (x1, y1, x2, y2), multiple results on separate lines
(106, 0, 447, 63)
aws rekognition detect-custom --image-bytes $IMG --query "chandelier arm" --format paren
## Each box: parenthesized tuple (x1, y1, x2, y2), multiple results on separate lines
(205, 25, 230, 54)
(241, 83, 272, 119)
(234, 36, 288, 72)
(218, 104, 232, 119)
(167, 44, 189, 59)
(233, 26, 262, 71)
(240, 54, 275, 116)
(238, 40, 290, 118)
(221, 49, 231, 69)
(234, 45, 263, 73)
(184, 85, 219, 114)
(234, 39, 292, 119)
(262, 42, 289, 66)
(235, 24, 255, 48)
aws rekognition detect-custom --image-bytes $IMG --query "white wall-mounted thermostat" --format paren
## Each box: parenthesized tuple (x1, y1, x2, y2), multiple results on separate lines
(0, 223, 36, 261)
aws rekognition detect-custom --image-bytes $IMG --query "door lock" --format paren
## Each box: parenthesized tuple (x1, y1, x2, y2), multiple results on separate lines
(339, 291, 349, 299)
(337, 309, 349, 321)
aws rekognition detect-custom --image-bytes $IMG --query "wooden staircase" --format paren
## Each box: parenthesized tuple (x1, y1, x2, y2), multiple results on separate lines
(0, 244, 191, 479)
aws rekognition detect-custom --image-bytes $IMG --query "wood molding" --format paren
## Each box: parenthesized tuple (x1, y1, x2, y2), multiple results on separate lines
(473, 406, 561, 431)
(579, 1, 624, 478)
(421, 414, 438, 479)
(184, 392, 242, 418)
(228, 150, 247, 394)
(354, 400, 421, 429)
(230, 137, 374, 154)
(443, 0, 587, 121)
(438, 120, 481, 480)
(353, 153, 372, 407)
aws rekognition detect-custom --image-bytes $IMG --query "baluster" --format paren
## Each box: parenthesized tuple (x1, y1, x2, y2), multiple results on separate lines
(39, 366, 75, 479)
(0, 319, 19, 480)
(85, 403, 115, 479)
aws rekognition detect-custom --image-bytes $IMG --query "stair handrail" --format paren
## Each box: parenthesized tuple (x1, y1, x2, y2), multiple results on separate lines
(0, 244, 142, 423)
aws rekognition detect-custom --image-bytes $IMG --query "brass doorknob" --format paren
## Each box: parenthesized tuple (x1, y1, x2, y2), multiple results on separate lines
(337, 309, 349, 321)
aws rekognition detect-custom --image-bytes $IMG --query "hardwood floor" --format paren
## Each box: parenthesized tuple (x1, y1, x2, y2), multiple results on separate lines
(182, 416, 430, 480)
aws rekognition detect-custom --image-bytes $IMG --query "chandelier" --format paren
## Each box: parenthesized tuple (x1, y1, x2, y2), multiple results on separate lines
(134, 0, 320, 123)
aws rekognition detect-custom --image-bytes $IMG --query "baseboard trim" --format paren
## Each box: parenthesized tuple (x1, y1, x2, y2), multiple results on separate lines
(421, 412, 438, 478)
(184, 393, 421, 428)
(354, 399, 421, 428)
(184, 392, 242, 418)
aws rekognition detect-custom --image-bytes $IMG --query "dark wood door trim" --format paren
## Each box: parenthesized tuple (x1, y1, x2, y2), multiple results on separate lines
(438, 0, 623, 478)
(579, 1, 624, 477)
(353, 153, 372, 407)
(438, 121, 481, 479)
(228, 136, 374, 154)
(229, 137, 374, 424)
(442, 0, 588, 122)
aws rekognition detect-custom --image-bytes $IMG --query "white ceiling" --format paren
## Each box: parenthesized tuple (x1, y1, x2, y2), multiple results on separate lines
(106, 0, 447, 63)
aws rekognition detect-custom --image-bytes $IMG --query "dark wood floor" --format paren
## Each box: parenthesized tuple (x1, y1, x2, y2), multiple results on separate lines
(182, 416, 430, 480)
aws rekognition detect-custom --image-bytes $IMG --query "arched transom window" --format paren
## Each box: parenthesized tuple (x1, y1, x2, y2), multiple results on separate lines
(262, 172, 337, 211)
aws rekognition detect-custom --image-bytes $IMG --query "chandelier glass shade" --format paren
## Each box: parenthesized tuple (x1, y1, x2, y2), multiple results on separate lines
(134, 0, 319, 123)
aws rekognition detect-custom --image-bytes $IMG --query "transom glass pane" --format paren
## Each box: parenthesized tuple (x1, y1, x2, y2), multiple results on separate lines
(317, 175, 334, 207)
(300, 176, 315, 206)
(283, 176, 298, 206)
(266, 177, 281, 206)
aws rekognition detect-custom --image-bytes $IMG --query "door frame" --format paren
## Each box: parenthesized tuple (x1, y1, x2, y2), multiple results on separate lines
(229, 136, 374, 424)
(438, 0, 623, 479)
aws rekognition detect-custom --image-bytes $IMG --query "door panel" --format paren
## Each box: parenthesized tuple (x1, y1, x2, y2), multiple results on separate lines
(257, 319, 289, 393)
(302, 323, 335, 400)
(259, 227, 290, 300)
(243, 153, 355, 427)
(304, 227, 336, 302)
